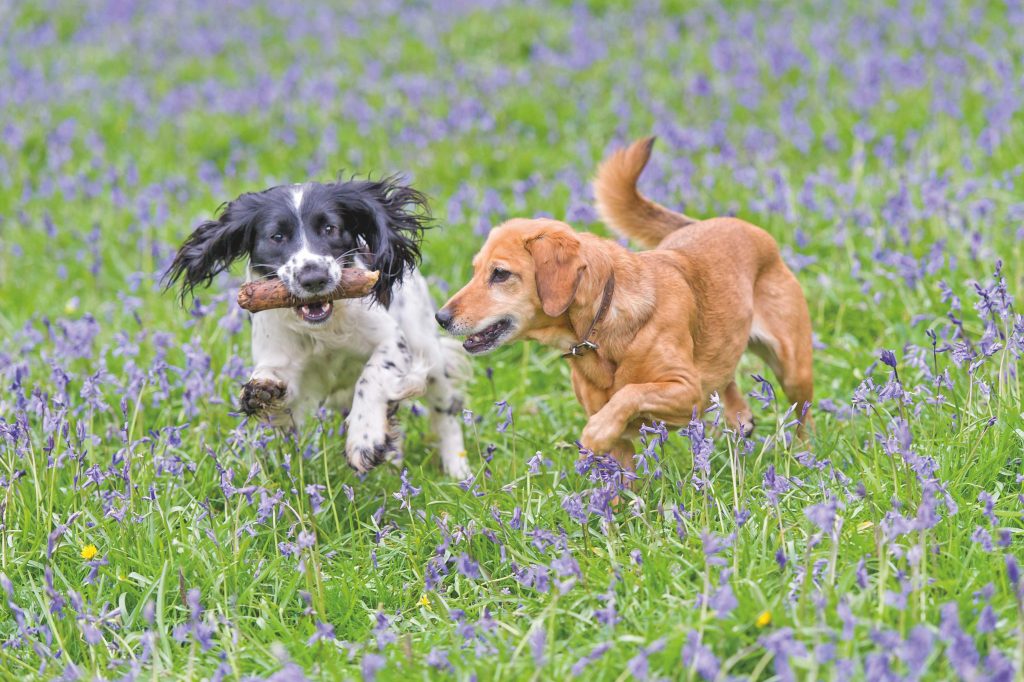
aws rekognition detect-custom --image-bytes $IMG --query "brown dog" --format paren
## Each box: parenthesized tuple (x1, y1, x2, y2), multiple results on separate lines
(435, 137, 813, 468)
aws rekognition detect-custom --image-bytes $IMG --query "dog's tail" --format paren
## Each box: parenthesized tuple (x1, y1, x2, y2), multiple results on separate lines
(593, 136, 698, 249)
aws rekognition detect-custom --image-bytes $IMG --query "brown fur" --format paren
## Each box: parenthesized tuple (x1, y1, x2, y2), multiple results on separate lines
(439, 138, 814, 468)
(593, 136, 698, 248)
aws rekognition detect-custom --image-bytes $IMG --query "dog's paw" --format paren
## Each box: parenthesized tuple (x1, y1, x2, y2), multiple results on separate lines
(240, 378, 288, 417)
(738, 416, 755, 438)
(580, 418, 621, 455)
(442, 450, 472, 480)
(346, 418, 403, 474)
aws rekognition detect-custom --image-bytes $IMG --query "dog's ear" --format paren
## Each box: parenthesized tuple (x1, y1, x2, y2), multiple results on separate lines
(526, 233, 586, 318)
(332, 177, 430, 308)
(162, 198, 254, 302)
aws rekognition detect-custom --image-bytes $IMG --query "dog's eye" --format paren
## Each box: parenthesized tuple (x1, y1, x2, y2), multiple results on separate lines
(490, 268, 512, 284)
(324, 224, 336, 235)
(271, 232, 285, 243)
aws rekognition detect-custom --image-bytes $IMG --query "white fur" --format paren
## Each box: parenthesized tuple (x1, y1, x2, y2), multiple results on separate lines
(277, 248, 341, 298)
(290, 184, 305, 215)
(247, 265, 470, 478)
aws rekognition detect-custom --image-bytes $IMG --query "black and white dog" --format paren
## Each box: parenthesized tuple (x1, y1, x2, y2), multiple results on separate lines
(164, 178, 470, 478)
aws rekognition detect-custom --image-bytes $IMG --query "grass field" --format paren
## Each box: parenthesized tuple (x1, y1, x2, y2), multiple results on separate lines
(1, 1, 1023, 679)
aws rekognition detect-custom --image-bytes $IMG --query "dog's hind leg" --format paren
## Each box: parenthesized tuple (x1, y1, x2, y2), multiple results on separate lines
(748, 264, 815, 436)
(425, 338, 471, 479)
(722, 380, 755, 436)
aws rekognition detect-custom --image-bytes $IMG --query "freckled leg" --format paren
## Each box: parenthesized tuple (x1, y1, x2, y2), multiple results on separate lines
(346, 334, 426, 473)
(425, 369, 470, 480)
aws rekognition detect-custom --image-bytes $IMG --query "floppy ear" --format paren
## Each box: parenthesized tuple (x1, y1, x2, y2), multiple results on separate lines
(526, 233, 586, 317)
(332, 177, 430, 307)
(162, 201, 253, 302)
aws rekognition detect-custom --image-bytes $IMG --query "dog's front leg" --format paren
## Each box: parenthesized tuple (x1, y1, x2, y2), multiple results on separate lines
(345, 333, 426, 474)
(242, 312, 302, 425)
(580, 380, 702, 455)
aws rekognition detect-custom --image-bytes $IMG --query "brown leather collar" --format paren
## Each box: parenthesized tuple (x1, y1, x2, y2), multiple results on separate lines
(563, 275, 615, 358)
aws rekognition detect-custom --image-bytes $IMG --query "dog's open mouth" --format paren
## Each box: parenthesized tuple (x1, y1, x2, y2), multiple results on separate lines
(463, 318, 512, 354)
(294, 301, 333, 324)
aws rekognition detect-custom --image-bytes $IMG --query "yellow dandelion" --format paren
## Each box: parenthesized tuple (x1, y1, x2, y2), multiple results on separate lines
(80, 544, 98, 560)
(418, 594, 431, 610)
(755, 610, 772, 628)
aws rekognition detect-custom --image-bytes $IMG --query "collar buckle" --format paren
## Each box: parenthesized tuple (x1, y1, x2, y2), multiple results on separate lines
(563, 275, 615, 360)
(564, 340, 598, 358)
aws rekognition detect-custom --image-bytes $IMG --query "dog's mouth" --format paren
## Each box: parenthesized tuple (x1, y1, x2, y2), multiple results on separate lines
(294, 301, 333, 324)
(463, 318, 513, 354)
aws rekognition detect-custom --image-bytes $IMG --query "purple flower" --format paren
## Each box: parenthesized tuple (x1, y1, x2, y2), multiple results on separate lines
(940, 602, 983, 678)
(759, 628, 807, 682)
(626, 639, 665, 681)
(805, 499, 838, 535)
(571, 642, 612, 676)
(978, 491, 997, 524)
(971, 526, 993, 552)
(305, 484, 326, 515)
(701, 531, 732, 567)
(681, 631, 719, 681)
(837, 599, 857, 640)
(897, 625, 933, 671)
(361, 653, 385, 681)
(46, 511, 82, 559)
(763, 465, 790, 505)
(528, 451, 551, 474)
(562, 493, 588, 524)
(530, 627, 546, 667)
(977, 605, 996, 633)
(83, 555, 108, 585)
(879, 349, 898, 368)
(373, 611, 396, 650)
(455, 553, 481, 580)
(392, 468, 421, 510)
(307, 621, 335, 645)
(594, 585, 619, 626)
(494, 400, 514, 433)
(708, 571, 738, 618)
(426, 648, 452, 671)
(749, 374, 776, 409)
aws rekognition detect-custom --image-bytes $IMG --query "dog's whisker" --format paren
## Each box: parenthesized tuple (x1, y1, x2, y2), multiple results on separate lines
(333, 248, 362, 263)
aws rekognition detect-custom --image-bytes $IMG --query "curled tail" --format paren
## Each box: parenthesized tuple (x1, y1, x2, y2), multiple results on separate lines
(593, 136, 698, 249)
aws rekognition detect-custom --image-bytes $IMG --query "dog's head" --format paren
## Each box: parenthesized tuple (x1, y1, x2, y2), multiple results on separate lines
(436, 218, 586, 354)
(163, 177, 429, 322)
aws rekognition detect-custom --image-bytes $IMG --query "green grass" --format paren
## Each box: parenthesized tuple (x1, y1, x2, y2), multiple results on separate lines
(0, 1, 1022, 680)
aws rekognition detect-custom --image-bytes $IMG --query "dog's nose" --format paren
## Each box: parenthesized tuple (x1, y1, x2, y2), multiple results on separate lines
(297, 264, 330, 292)
(435, 308, 453, 330)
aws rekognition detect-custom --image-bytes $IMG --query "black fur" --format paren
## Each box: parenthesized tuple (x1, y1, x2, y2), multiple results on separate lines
(162, 177, 431, 307)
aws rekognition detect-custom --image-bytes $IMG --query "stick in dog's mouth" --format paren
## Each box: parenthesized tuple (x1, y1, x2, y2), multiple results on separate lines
(236, 269, 379, 313)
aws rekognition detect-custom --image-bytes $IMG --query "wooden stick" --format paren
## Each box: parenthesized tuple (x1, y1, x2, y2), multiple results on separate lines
(237, 269, 380, 312)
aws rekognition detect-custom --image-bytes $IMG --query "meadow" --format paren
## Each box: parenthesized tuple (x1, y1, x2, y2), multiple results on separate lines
(1, 0, 1023, 679)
